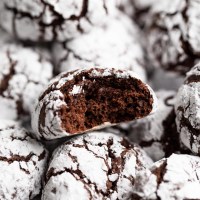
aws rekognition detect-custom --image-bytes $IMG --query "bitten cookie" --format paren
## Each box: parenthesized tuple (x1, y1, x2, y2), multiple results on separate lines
(53, 14, 146, 81)
(124, 90, 188, 161)
(0, 44, 53, 121)
(146, 0, 200, 74)
(0, 0, 117, 42)
(42, 132, 152, 200)
(32, 68, 157, 140)
(175, 63, 200, 154)
(0, 120, 48, 200)
(133, 154, 200, 200)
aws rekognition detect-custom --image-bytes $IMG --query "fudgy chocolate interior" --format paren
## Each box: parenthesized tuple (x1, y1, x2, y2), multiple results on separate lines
(60, 72, 153, 134)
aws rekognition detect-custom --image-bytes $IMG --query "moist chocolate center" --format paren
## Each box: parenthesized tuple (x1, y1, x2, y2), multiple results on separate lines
(60, 74, 153, 134)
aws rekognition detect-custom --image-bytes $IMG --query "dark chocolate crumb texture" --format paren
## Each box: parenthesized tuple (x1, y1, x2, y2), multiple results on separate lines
(124, 90, 191, 162)
(32, 68, 157, 140)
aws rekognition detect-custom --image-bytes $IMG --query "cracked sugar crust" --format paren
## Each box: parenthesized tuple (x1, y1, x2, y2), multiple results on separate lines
(42, 132, 153, 200)
(133, 154, 200, 200)
(32, 67, 156, 140)
(147, 0, 200, 75)
(53, 14, 146, 82)
(0, 44, 53, 121)
(124, 90, 182, 161)
(175, 62, 200, 154)
(0, 120, 48, 200)
(0, 0, 117, 42)
(117, 0, 156, 27)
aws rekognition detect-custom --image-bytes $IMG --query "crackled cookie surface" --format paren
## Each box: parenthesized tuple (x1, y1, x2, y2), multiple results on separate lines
(0, 0, 117, 42)
(175, 63, 200, 154)
(117, 0, 156, 27)
(147, 0, 200, 74)
(32, 68, 156, 140)
(0, 120, 48, 200)
(133, 154, 200, 200)
(42, 132, 152, 200)
(53, 15, 146, 81)
(0, 44, 53, 121)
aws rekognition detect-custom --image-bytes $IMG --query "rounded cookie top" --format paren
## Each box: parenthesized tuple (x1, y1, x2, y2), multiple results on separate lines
(117, 0, 156, 27)
(0, 0, 117, 42)
(32, 67, 157, 140)
(0, 120, 48, 200)
(0, 44, 53, 121)
(53, 14, 146, 81)
(175, 62, 200, 154)
(147, 0, 200, 74)
(42, 132, 152, 200)
(133, 154, 200, 200)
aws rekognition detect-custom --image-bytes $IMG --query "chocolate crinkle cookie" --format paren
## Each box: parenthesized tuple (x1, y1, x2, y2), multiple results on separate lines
(42, 132, 153, 200)
(123, 90, 190, 161)
(32, 67, 157, 140)
(0, 44, 53, 121)
(146, 0, 200, 75)
(133, 154, 200, 200)
(117, 0, 156, 27)
(0, 120, 48, 200)
(0, 0, 117, 42)
(0, 28, 14, 45)
(175, 62, 200, 154)
(53, 14, 146, 81)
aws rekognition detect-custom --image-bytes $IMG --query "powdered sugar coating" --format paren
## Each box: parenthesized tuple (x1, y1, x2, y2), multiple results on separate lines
(0, 119, 19, 131)
(53, 15, 146, 82)
(0, 121, 48, 199)
(32, 67, 157, 140)
(0, 0, 117, 42)
(147, 0, 200, 74)
(42, 132, 152, 200)
(133, 154, 200, 200)
(175, 62, 200, 153)
(0, 28, 14, 45)
(117, 0, 156, 20)
(0, 44, 53, 121)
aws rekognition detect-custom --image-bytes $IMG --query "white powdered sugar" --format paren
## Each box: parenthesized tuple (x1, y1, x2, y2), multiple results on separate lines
(42, 132, 152, 200)
(147, 0, 200, 74)
(0, 0, 117, 42)
(69, 85, 84, 95)
(133, 154, 200, 200)
(32, 67, 157, 140)
(0, 44, 53, 121)
(125, 90, 176, 161)
(0, 120, 48, 199)
(53, 14, 147, 82)
(117, 0, 156, 17)
(0, 28, 14, 45)
(175, 62, 200, 153)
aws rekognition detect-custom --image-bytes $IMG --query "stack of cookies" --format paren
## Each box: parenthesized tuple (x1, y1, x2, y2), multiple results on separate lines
(0, 0, 200, 200)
